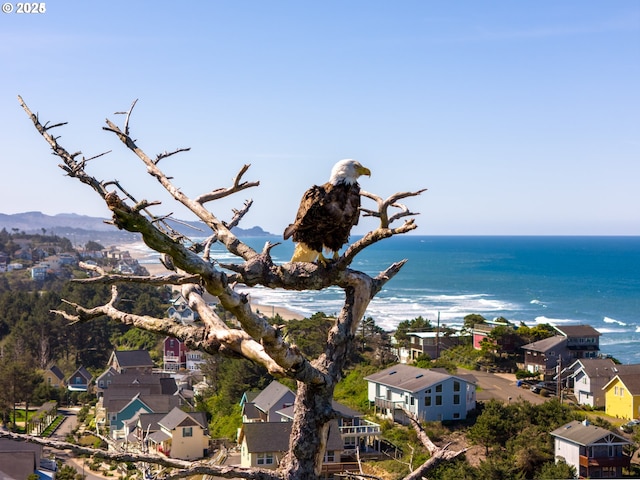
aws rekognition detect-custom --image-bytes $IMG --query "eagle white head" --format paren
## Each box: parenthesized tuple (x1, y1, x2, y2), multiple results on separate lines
(329, 159, 371, 186)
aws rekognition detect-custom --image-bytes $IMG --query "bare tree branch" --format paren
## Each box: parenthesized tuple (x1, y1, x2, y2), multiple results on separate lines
(360, 189, 427, 229)
(195, 164, 260, 204)
(403, 410, 468, 480)
(0, 430, 281, 480)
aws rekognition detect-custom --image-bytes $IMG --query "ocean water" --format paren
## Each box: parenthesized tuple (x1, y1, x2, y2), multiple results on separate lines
(136, 236, 640, 365)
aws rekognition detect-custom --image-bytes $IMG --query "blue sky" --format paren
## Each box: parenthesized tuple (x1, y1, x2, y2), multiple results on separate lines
(1, 1, 638, 235)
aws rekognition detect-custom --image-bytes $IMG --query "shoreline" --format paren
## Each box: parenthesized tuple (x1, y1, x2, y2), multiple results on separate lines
(118, 241, 305, 321)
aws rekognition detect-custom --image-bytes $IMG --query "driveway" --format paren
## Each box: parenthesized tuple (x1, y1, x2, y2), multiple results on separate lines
(458, 368, 548, 405)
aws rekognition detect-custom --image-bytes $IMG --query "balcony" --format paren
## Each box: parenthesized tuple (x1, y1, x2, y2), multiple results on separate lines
(339, 419, 381, 436)
(373, 397, 404, 411)
(579, 454, 630, 469)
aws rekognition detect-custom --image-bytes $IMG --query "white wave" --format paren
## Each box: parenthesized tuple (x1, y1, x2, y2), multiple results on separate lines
(530, 299, 547, 308)
(603, 316, 627, 326)
(599, 336, 640, 346)
(595, 327, 631, 334)
(636, 327, 640, 333)
(534, 316, 581, 325)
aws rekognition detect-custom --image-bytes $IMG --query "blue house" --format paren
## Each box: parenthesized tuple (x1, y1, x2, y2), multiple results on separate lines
(67, 366, 92, 392)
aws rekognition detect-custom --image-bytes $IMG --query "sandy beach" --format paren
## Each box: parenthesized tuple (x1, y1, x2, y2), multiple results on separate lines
(116, 241, 304, 321)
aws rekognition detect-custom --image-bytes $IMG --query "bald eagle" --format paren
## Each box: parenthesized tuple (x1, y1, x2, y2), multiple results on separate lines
(284, 159, 371, 263)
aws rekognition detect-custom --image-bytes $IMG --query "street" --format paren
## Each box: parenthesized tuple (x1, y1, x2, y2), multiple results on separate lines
(46, 407, 109, 480)
(458, 368, 548, 405)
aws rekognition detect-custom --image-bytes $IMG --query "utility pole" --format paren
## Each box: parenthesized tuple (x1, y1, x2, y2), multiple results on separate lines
(435, 312, 440, 359)
(557, 355, 563, 404)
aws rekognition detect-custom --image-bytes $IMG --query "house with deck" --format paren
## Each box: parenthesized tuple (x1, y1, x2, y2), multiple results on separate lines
(365, 364, 476, 424)
(522, 325, 601, 378)
(551, 420, 631, 479)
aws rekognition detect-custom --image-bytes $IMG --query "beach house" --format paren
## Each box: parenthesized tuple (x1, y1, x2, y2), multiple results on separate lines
(365, 364, 476, 424)
(551, 420, 631, 479)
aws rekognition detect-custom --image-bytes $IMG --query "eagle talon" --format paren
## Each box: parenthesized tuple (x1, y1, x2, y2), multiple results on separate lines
(316, 251, 339, 266)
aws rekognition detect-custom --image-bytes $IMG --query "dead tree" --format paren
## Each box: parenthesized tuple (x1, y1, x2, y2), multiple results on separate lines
(12, 96, 428, 479)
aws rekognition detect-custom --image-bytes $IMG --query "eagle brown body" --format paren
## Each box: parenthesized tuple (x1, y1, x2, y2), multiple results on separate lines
(284, 159, 370, 263)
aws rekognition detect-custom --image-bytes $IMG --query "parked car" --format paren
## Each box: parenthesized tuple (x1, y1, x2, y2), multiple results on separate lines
(620, 419, 640, 433)
(530, 381, 557, 394)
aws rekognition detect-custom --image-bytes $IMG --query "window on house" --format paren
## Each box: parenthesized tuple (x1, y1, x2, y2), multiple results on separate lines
(324, 450, 335, 462)
(453, 413, 460, 419)
(435, 384, 442, 393)
(453, 381, 460, 392)
(435, 396, 442, 406)
(425, 396, 431, 407)
(257, 453, 274, 465)
(182, 427, 193, 437)
(453, 394, 460, 405)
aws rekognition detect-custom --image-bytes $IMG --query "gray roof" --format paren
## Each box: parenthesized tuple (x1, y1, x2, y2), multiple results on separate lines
(364, 364, 469, 393)
(137, 412, 166, 432)
(331, 400, 363, 419)
(241, 419, 343, 453)
(276, 400, 362, 421)
(521, 335, 566, 353)
(158, 407, 207, 430)
(253, 380, 294, 413)
(47, 364, 65, 381)
(568, 358, 617, 379)
(553, 324, 601, 338)
(241, 390, 260, 405)
(147, 430, 171, 443)
(113, 350, 154, 368)
(242, 402, 261, 420)
(70, 365, 93, 381)
(603, 365, 640, 395)
(96, 366, 118, 383)
(551, 420, 630, 446)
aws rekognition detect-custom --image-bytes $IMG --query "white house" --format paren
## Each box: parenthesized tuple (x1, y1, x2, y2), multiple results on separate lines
(550, 420, 631, 479)
(564, 358, 617, 408)
(364, 364, 476, 424)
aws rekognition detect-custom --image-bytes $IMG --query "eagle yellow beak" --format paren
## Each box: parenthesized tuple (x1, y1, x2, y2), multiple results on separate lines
(357, 165, 371, 177)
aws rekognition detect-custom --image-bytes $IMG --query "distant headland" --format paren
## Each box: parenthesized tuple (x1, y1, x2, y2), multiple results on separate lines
(0, 211, 274, 244)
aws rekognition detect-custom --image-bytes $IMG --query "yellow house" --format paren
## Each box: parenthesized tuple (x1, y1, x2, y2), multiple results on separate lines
(41, 365, 66, 389)
(148, 407, 210, 460)
(602, 367, 640, 420)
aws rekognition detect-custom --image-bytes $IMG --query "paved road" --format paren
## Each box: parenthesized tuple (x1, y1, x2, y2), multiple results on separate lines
(46, 407, 110, 480)
(458, 368, 548, 405)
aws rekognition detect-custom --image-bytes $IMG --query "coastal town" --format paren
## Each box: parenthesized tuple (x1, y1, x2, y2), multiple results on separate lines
(0, 229, 639, 479)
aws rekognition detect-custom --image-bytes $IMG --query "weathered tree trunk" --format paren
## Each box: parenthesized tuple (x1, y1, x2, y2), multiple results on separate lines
(15, 95, 427, 479)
